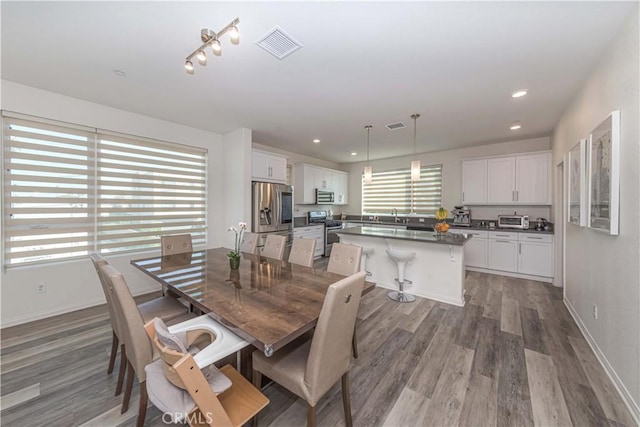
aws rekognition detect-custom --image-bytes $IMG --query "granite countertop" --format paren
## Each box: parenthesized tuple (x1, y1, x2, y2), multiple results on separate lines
(294, 223, 324, 229)
(449, 225, 555, 235)
(336, 226, 472, 246)
(343, 218, 554, 235)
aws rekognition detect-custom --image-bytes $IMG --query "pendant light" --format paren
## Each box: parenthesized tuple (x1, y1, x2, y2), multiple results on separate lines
(410, 113, 421, 182)
(363, 125, 373, 184)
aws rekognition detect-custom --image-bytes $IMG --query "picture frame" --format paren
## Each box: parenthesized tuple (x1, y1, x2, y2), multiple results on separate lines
(587, 110, 620, 235)
(567, 139, 587, 226)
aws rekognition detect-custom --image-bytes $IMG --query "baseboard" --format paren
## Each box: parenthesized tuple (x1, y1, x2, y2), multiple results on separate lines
(0, 284, 161, 328)
(466, 266, 553, 283)
(564, 297, 640, 426)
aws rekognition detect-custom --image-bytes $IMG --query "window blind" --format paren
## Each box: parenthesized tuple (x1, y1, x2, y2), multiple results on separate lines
(362, 165, 442, 215)
(3, 117, 95, 265)
(96, 132, 207, 255)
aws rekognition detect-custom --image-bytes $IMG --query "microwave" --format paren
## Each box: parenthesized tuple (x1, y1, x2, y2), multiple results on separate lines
(316, 189, 335, 205)
(498, 215, 529, 229)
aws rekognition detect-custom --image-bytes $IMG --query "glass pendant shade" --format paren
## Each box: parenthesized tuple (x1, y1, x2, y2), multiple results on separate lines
(363, 166, 373, 184)
(411, 160, 421, 182)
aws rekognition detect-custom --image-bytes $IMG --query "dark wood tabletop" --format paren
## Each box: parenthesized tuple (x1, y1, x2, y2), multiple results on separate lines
(131, 247, 375, 356)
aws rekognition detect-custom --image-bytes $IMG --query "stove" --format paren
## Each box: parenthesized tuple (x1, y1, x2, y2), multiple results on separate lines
(308, 211, 344, 256)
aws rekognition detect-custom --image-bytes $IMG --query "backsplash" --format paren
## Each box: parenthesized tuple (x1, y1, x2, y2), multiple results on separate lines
(466, 206, 551, 221)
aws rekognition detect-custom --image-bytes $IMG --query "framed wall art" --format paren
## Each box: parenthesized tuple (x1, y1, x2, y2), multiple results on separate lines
(568, 139, 586, 226)
(587, 110, 620, 235)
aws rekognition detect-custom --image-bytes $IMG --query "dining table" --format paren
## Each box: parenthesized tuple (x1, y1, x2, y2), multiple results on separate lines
(131, 247, 375, 357)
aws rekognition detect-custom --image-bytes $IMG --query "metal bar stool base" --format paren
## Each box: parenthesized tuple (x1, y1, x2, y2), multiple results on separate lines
(388, 291, 416, 303)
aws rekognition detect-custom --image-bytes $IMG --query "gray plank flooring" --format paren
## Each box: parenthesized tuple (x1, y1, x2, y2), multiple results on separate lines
(0, 269, 635, 427)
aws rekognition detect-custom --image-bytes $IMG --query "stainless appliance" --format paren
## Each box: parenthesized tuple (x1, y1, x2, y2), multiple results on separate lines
(452, 206, 471, 227)
(308, 210, 343, 257)
(498, 214, 530, 230)
(315, 189, 335, 205)
(252, 182, 294, 256)
(535, 217, 549, 231)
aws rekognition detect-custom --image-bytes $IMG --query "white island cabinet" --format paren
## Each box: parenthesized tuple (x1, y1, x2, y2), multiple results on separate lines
(336, 226, 471, 307)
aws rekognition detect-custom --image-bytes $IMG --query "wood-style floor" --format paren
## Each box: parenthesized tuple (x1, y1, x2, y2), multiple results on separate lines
(0, 268, 635, 427)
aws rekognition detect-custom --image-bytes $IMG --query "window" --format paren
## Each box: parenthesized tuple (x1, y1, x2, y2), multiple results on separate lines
(362, 165, 442, 215)
(2, 113, 207, 266)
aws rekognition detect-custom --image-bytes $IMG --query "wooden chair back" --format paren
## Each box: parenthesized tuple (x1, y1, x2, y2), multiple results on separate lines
(288, 238, 316, 267)
(162, 234, 193, 256)
(327, 243, 363, 276)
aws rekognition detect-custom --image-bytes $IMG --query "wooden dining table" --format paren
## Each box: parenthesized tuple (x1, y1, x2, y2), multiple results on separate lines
(131, 247, 374, 357)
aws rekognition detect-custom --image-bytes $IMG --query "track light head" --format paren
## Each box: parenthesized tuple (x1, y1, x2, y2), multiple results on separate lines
(230, 25, 240, 44)
(185, 60, 194, 74)
(196, 50, 207, 65)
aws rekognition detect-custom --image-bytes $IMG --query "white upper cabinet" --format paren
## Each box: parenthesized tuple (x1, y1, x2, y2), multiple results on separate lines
(487, 157, 516, 204)
(252, 150, 288, 184)
(293, 163, 349, 205)
(462, 159, 487, 204)
(462, 151, 551, 205)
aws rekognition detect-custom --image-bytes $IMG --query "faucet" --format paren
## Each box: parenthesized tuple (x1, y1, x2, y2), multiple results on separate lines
(391, 208, 399, 222)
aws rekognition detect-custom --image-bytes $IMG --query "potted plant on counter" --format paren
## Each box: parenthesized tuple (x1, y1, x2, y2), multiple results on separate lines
(227, 221, 247, 270)
(434, 207, 450, 236)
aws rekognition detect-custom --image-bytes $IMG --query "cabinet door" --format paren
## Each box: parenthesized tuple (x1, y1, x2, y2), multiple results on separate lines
(465, 238, 488, 268)
(268, 155, 288, 183)
(487, 157, 516, 203)
(251, 151, 270, 180)
(303, 166, 319, 204)
(462, 160, 487, 203)
(488, 239, 518, 272)
(518, 241, 553, 277)
(516, 153, 550, 204)
(334, 173, 349, 205)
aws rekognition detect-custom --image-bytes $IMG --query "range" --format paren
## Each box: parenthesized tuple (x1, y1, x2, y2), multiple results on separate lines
(308, 210, 343, 257)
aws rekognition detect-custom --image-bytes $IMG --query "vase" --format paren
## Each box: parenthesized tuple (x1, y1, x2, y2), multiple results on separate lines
(229, 257, 240, 270)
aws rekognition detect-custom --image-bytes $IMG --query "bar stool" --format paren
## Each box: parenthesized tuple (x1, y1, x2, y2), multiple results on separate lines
(385, 248, 416, 303)
(361, 247, 374, 277)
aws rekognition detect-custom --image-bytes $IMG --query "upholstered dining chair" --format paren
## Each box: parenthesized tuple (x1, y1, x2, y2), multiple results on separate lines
(90, 253, 189, 397)
(144, 319, 269, 427)
(252, 271, 366, 427)
(326, 243, 363, 359)
(261, 234, 287, 260)
(240, 232, 259, 254)
(288, 238, 316, 267)
(161, 234, 193, 256)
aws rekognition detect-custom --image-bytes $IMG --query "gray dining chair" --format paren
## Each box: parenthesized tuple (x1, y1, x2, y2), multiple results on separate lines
(240, 232, 259, 254)
(261, 234, 287, 260)
(161, 234, 193, 256)
(252, 271, 366, 427)
(288, 238, 316, 267)
(90, 253, 189, 396)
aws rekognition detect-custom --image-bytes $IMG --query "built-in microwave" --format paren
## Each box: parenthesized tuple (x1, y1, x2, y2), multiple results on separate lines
(316, 189, 335, 205)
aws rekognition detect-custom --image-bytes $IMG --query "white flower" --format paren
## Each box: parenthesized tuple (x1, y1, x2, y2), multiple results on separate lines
(239, 222, 247, 230)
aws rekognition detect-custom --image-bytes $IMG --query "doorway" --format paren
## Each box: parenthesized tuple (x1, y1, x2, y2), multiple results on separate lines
(555, 160, 565, 288)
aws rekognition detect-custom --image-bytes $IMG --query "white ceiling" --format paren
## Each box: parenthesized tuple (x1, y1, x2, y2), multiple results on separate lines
(1, 1, 634, 164)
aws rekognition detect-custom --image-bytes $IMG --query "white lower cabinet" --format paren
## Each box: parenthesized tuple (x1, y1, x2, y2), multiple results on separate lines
(460, 230, 488, 268)
(488, 238, 519, 273)
(517, 234, 554, 277)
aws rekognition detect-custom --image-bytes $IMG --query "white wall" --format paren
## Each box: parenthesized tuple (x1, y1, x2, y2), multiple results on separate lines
(224, 128, 253, 246)
(0, 81, 242, 327)
(551, 6, 639, 421)
(340, 136, 551, 219)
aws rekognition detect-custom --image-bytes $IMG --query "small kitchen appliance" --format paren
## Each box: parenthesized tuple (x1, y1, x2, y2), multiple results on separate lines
(452, 206, 471, 227)
(497, 214, 529, 230)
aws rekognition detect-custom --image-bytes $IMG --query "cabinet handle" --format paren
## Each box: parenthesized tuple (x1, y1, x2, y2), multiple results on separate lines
(495, 234, 510, 237)
(516, 190, 519, 202)
(527, 236, 543, 240)
(496, 240, 511, 243)
(512, 190, 515, 201)
(519, 243, 521, 254)
(462, 192, 465, 201)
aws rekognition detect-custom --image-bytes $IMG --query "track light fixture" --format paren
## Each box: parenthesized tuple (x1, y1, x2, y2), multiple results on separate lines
(184, 17, 240, 74)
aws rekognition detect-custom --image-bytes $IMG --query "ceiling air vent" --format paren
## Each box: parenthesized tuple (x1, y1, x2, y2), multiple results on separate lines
(255, 26, 303, 60)
(385, 122, 406, 131)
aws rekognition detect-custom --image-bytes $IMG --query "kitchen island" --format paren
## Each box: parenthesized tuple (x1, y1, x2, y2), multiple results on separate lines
(336, 226, 472, 306)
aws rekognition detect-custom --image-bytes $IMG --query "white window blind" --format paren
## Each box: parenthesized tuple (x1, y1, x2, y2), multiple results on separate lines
(362, 165, 442, 215)
(97, 133, 207, 255)
(2, 113, 208, 266)
(3, 117, 95, 265)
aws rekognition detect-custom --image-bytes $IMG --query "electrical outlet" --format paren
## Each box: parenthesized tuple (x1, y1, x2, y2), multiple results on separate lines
(36, 282, 46, 294)
(419, 218, 425, 222)
(593, 304, 598, 319)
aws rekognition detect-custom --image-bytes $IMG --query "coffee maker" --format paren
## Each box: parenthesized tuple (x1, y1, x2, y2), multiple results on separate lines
(452, 206, 471, 227)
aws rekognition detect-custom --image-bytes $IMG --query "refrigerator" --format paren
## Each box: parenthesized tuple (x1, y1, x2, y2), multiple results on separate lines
(252, 182, 294, 257)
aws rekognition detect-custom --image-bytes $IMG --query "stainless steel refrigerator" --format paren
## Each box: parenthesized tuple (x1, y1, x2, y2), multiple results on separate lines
(252, 182, 294, 257)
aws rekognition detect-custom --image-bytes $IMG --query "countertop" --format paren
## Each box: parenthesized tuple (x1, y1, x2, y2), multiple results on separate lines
(342, 219, 554, 235)
(448, 225, 555, 235)
(336, 226, 472, 246)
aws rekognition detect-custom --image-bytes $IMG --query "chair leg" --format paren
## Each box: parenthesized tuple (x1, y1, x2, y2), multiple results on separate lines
(108, 331, 119, 374)
(306, 404, 316, 427)
(137, 381, 148, 427)
(115, 344, 127, 396)
(121, 360, 134, 414)
(252, 370, 263, 427)
(351, 328, 359, 359)
(342, 372, 353, 427)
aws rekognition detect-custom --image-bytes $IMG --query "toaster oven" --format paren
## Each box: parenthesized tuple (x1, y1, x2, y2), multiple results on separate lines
(497, 215, 529, 229)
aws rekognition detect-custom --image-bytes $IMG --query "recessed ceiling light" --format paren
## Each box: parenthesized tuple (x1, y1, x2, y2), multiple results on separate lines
(313, 139, 320, 144)
(511, 89, 527, 98)
(113, 69, 126, 77)
(350, 152, 358, 156)
(510, 123, 522, 130)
